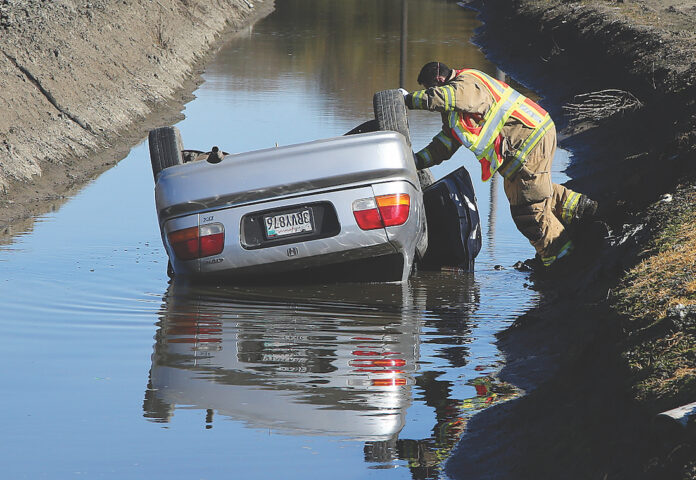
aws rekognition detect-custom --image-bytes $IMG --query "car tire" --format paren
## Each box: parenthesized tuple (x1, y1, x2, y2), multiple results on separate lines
(416, 169, 435, 189)
(373, 89, 412, 146)
(373, 90, 434, 189)
(149, 126, 184, 181)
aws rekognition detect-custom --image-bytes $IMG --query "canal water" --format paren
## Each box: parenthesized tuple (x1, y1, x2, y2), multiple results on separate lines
(0, 1, 571, 478)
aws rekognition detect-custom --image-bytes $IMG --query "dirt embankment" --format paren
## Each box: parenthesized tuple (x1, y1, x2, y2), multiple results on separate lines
(0, 0, 273, 239)
(446, 1, 696, 478)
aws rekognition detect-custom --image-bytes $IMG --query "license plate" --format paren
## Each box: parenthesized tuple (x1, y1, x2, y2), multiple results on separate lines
(264, 208, 314, 239)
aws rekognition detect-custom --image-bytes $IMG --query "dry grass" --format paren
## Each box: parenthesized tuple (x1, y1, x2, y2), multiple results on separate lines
(616, 193, 696, 324)
(614, 192, 696, 408)
(628, 330, 696, 406)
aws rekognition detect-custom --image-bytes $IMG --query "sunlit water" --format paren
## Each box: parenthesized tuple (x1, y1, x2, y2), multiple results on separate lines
(0, 1, 571, 478)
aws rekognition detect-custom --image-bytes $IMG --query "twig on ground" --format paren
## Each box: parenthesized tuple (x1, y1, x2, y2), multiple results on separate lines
(562, 89, 643, 124)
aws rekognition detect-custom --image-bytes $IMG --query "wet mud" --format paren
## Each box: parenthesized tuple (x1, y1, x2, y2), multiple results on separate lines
(445, 1, 696, 478)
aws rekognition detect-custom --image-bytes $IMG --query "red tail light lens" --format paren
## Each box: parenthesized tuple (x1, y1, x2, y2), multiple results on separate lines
(168, 226, 199, 260)
(168, 223, 225, 260)
(349, 359, 406, 367)
(372, 378, 407, 387)
(352, 193, 410, 230)
(199, 223, 225, 256)
(376, 194, 410, 227)
(372, 358, 406, 367)
(352, 198, 383, 230)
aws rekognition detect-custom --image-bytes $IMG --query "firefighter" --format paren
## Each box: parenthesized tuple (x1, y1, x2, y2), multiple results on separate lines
(401, 62, 599, 269)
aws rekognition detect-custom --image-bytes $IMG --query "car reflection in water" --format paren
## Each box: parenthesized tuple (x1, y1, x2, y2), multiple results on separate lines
(142, 274, 519, 476)
(143, 281, 423, 442)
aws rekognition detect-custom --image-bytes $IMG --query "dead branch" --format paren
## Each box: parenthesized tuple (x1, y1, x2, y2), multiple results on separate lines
(562, 89, 643, 124)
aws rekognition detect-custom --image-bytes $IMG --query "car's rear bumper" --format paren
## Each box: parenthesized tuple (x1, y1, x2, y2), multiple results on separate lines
(193, 249, 406, 283)
(163, 181, 424, 282)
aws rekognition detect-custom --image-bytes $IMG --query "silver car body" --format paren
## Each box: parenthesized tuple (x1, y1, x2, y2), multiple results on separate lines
(155, 131, 427, 282)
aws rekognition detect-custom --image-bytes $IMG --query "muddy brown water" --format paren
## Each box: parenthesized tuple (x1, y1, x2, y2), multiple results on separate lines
(0, 1, 572, 478)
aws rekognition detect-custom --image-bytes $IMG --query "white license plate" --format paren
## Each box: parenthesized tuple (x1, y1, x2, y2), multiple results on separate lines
(264, 209, 314, 239)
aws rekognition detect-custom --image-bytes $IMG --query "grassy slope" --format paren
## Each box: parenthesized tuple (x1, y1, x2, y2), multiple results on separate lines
(614, 185, 696, 411)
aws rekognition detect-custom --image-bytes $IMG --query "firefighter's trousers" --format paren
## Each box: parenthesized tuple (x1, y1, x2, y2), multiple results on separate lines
(502, 126, 579, 265)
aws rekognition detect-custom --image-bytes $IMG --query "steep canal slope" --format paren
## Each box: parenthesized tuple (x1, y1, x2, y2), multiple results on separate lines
(446, 1, 696, 478)
(0, 0, 273, 230)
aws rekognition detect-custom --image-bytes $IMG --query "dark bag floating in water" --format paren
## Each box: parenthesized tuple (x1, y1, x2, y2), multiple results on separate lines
(421, 167, 482, 271)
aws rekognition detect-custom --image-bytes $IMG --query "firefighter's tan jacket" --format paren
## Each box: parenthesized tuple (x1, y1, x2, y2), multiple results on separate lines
(405, 69, 582, 266)
(405, 70, 541, 176)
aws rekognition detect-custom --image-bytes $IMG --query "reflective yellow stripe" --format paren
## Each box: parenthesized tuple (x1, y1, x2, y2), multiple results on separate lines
(442, 85, 456, 111)
(441, 69, 554, 182)
(516, 101, 545, 125)
(412, 90, 427, 109)
(541, 255, 555, 267)
(450, 111, 476, 148)
(479, 96, 526, 160)
(515, 115, 553, 164)
(498, 115, 553, 179)
(463, 69, 506, 98)
(478, 151, 503, 182)
(562, 192, 582, 224)
(471, 89, 524, 158)
(435, 131, 456, 152)
(497, 155, 522, 179)
(449, 90, 525, 181)
(411, 86, 456, 111)
(557, 240, 574, 259)
(542, 240, 574, 266)
(416, 148, 434, 168)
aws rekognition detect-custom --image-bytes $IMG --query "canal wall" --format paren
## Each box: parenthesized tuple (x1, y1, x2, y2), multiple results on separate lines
(0, 0, 274, 228)
(447, 1, 696, 478)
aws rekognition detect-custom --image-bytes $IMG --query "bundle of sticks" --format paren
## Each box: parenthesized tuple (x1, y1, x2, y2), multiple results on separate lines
(562, 89, 643, 124)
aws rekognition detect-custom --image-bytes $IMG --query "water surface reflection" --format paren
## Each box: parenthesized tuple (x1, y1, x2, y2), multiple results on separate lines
(0, 1, 550, 478)
(145, 281, 421, 439)
(144, 274, 519, 477)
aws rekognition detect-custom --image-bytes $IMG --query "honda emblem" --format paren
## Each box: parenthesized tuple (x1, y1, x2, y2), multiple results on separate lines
(286, 247, 299, 257)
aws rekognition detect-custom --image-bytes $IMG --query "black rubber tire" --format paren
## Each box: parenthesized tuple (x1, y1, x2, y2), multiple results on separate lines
(148, 126, 184, 181)
(373, 89, 412, 146)
(373, 90, 435, 189)
(417, 169, 435, 189)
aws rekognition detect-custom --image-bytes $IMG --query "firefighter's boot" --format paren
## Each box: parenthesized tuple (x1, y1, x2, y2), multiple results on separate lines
(574, 195, 599, 222)
(567, 195, 608, 255)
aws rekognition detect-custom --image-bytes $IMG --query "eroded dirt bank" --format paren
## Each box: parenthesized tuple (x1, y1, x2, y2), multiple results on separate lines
(0, 0, 273, 240)
(446, 1, 696, 478)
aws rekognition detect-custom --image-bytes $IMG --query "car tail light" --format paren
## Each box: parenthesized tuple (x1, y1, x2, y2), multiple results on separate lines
(349, 359, 406, 367)
(372, 378, 407, 387)
(352, 198, 383, 230)
(371, 358, 406, 367)
(352, 193, 410, 230)
(168, 223, 225, 260)
(376, 193, 410, 226)
(354, 369, 404, 374)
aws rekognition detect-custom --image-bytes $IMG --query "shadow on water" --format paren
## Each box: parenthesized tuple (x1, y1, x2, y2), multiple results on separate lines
(144, 273, 520, 478)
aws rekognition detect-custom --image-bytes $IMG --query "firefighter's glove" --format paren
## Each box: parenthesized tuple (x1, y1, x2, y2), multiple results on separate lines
(413, 151, 427, 170)
(398, 89, 414, 109)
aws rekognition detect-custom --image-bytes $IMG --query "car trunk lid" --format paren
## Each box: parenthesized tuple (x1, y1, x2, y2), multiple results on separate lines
(154, 131, 418, 221)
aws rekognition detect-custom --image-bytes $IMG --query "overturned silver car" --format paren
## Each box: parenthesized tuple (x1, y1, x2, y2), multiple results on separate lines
(148, 90, 481, 283)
